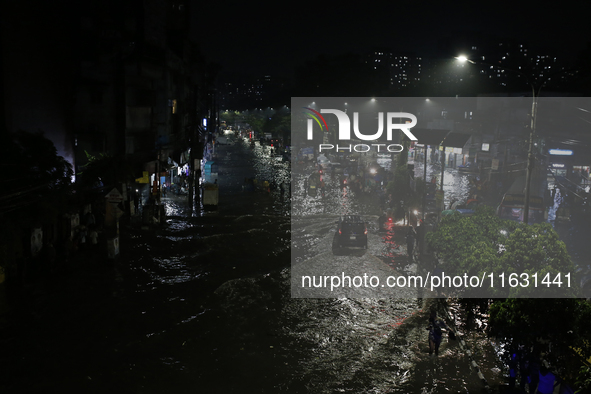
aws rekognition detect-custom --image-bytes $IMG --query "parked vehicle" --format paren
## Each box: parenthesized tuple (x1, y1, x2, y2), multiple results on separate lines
(335, 215, 368, 249)
(216, 136, 229, 145)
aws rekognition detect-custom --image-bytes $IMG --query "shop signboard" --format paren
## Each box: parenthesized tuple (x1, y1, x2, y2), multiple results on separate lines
(135, 171, 149, 183)
(105, 188, 124, 203)
(492, 159, 499, 171)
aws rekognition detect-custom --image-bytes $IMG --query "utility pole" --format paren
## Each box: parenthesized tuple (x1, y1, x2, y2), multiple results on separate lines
(523, 90, 538, 224)
(422, 145, 427, 221)
(440, 145, 445, 191)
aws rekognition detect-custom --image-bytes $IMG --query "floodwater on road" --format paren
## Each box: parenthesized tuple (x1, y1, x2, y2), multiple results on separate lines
(2, 137, 506, 394)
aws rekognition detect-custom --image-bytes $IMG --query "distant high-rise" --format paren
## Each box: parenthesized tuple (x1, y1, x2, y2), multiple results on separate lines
(425, 32, 575, 93)
(366, 48, 422, 92)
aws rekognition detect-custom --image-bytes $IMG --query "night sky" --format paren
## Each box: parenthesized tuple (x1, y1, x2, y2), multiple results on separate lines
(193, 1, 591, 78)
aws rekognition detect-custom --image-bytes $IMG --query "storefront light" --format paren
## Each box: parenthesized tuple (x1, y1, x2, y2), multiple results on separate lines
(548, 149, 573, 156)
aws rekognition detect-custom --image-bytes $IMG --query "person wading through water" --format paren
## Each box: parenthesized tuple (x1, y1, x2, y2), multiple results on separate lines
(427, 310, 447, 356)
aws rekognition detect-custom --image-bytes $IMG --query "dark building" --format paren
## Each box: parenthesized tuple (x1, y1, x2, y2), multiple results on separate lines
(73, 0, 211, 183)
(1, 0, 215, 283)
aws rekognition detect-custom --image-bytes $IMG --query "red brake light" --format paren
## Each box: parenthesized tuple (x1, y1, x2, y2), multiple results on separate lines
(388, 217, 392, 222)
(364, 227, 368, 235)
(339, 228, 341, 234)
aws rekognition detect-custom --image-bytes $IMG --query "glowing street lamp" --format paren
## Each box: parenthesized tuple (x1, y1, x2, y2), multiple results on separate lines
(455, 55, 474, 64)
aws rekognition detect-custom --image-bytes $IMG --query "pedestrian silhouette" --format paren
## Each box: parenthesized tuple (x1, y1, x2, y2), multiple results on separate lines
(406, 226, 417, 260)
(426, 314, 446, 356)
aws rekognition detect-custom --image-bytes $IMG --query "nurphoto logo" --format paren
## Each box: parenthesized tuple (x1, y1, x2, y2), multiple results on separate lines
(304, 107, 418, 153)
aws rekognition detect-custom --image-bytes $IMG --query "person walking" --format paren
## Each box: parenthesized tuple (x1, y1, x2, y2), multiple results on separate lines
(133, 191, 140, 214)
(518, 346, 529, 392)
(426, 315, 446, 356)
(508, 350, 519, 391)
(406, 225, 417, 261)
(537, 366, 557, 394)
(416, 223, 426, 256)
(528, 351, 541, 394)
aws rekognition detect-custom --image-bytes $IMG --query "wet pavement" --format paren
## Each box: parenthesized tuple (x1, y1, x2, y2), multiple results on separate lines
(1, 136, 511, 393)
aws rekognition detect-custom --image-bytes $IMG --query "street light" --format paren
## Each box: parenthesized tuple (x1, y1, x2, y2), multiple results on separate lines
(455, 55, 474, 64)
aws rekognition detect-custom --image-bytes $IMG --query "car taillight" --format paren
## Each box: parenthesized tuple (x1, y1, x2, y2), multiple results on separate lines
(339, 228, 342, 234)
(388, 217, 392, 222)
(364, 227, 367, 235)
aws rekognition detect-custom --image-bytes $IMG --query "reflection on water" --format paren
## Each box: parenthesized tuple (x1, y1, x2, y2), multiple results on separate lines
(414, 162, 473, 208)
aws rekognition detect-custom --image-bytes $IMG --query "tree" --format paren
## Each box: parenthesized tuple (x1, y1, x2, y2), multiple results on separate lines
(0, 130, 73, 216)
(426, 205, 577, 298)
(245, 113, 266, 134)
(76, 151, 134, 193)
(263, 112, 290, 139)
(220, 110, 242, 128)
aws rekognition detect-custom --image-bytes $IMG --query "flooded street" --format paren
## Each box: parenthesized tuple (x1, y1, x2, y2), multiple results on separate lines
(3, 137, 507, 393)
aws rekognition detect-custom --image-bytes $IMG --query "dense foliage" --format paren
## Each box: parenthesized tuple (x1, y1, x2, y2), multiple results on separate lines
(426, 205, 576, 298)
(76, 151, 133, 192)
(1, 130, 73, 217)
